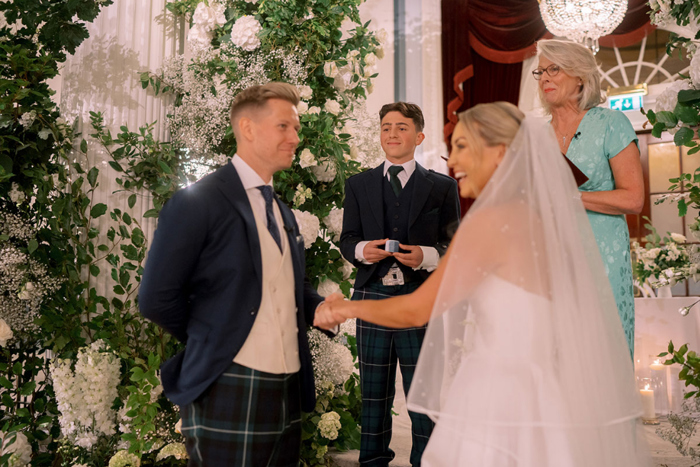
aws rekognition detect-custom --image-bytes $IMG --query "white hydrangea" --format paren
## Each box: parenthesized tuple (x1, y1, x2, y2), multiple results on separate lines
(311, 160, 337, 183)
(298, 85, 313, 100)
(108, 450, 140, 467)
(188, 1, 227, 47)
(292, 209, 321, 248)
(318, 411, 342, 440)
(50, 340, 121, 447)
(230, 15, 262, 51)
(37, 128, 51, 140)
(323, 61, 339, 78)
(317, 278, 341, 297)
(18, 111, 36, 129)
(298, 148, 318, 168)
(0, 319, 12, 346)
(324, 208, 344, 241)
(1, 432, 31, 467)
(156, 443, 188, 461)
(654, 79, 692, 113)
(324, 99, 341, 115)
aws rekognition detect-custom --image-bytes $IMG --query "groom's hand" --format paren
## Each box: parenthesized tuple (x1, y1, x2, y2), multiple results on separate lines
(394, 244, 423, 268)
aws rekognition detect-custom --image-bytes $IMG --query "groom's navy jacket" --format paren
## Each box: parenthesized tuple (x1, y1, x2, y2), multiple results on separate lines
(340, 162, 460, 288)
(139, 163, 324, 411)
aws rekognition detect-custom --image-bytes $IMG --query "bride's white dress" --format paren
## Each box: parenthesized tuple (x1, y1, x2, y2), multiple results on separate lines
(421, 275, 576, 467)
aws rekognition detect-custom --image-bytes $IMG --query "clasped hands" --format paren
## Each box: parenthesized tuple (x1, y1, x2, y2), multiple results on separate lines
(364, 239, 423, 268)
(315, 292, 351, 330)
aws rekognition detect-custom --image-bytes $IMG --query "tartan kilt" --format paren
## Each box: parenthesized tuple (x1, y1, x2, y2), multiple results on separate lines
(180, 362, 301, 467)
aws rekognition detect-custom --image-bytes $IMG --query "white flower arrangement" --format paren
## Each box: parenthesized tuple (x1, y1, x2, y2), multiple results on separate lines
(188, 1, 227, 47)
(344, 102, 384, 169)
(298, 148, 318, 168)
(324, 99, 341, 115)
(108, 450, 140, 467)
(296, 101, 309, 114)
(323, 208, 344, 241)
(654, 79, 692, 114)
(307, 328, 355, 395)
(155, 442, 188, 461)
(318, 411, 342, 440)
(297, 85, 313, 100)
(311, 160, 337, 183)
(323, 61, 339, 78)
(292, 209, 320, 248)
(317, 278, 340, 297)
(18, 111, 36, 129)
(293, 184, 313, 207)
(8, 183, 25, 204)
(50, 340, 122, 447)
(230, 15, 262, 52)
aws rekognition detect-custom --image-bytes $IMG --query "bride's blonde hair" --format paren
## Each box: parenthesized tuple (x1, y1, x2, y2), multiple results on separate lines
(457, 102, 524, 156)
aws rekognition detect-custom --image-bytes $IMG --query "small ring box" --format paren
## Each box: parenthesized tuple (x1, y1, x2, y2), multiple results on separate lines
(385, 240, 399, 253)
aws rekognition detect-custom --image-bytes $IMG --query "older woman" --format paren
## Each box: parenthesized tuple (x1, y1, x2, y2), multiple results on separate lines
(535, 39, 644, 357)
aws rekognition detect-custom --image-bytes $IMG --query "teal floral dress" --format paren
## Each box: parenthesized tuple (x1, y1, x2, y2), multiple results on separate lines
(566, 107, 638, 357)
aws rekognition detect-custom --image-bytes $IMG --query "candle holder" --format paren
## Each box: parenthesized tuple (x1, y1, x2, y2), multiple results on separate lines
(642, 417, 660, 425)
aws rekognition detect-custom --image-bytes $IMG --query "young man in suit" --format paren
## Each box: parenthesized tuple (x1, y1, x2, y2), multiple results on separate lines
(339, 103, 460, 467)
(139, 82, 339, 466)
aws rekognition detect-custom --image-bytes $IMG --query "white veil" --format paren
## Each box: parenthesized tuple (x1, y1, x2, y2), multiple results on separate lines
(407, 118, 649, 466)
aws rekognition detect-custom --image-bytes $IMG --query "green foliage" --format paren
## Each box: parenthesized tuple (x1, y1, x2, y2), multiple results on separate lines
(660, 341, 700, 399)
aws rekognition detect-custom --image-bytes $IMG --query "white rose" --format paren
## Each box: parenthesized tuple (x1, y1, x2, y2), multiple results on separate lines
(375, 46, 385, 59)
(298, 148, 317, 168)
(311, 160, 337, 183)
(364, 52, 377, 67)
(0, 320, 12, 347)
(292, 209, 321, 249)
(671, 233, 687, 243)
(324, 99, 341, 115)
(346, 50, 360, 61)
(324, 61, 339, 78)
(367, 81, 374, 94)
(297, 101, 309, 114)
(307, 106, 321, 115)
(175, 419, 182, 434)
(298, 85, 313, 100)
(317, 279, 341, 298)
(377, 28, 388, 45)
(691, 53, 700, 88)
(230, 15, 262, 51)
(38, 128, 51, 140)
(646, 248, 662, 259)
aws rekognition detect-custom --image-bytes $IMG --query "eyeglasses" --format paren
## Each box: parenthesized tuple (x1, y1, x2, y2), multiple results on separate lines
(532, 64, 561, 80)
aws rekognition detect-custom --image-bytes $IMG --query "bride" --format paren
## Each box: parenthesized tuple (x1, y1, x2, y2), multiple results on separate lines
(315, 102, 650, 466)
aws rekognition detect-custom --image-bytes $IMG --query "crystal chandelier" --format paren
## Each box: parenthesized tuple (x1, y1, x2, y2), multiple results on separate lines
(539, 0, 628, 54)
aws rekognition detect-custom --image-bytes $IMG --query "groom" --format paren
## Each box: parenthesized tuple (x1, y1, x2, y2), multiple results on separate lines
(139, 82, 338, 466)
(340, 102, 460, 466)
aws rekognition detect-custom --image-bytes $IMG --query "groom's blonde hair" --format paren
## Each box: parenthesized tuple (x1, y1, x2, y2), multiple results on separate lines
(457, 102, 524, 156)
(229, 82, 300, 136)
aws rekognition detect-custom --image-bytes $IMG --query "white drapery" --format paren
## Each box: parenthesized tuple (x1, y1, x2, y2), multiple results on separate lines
(58, 0, 179, 299)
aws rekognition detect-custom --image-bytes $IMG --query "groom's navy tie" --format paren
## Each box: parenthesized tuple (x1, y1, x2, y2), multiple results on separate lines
(257, 185, 283, 252)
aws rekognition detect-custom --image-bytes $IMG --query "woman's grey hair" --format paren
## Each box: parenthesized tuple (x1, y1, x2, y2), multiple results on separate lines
(536, 39, 605, 113)
(457, 102, 525, 154)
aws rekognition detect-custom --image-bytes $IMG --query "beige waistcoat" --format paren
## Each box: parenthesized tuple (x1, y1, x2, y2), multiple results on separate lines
(233, 208, 300, 373)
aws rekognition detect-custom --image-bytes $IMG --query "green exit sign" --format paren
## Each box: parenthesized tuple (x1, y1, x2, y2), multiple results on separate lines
(609, 93, 643, 112)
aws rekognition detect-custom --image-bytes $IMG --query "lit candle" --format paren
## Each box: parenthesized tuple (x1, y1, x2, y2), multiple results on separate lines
(640, 384, 656, 420)
(650, 359, 664, 371)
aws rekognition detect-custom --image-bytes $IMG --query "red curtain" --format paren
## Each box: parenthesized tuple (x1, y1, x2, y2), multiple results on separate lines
(441, 0, 654, 143)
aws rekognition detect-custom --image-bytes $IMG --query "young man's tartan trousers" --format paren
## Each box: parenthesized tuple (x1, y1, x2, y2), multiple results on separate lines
(353, 282, 435, 467)
(180, 362, 302, 467)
